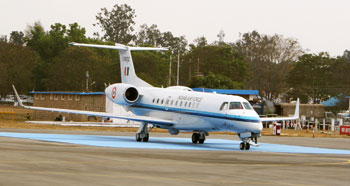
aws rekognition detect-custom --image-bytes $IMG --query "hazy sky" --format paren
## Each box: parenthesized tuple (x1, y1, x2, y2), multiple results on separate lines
(1, 0, 349, 56)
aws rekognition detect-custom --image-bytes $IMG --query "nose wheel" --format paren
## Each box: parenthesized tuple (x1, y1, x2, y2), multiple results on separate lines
(239, 142, 250, 150)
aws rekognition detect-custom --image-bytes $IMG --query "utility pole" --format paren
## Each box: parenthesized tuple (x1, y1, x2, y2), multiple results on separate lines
(86, 71, 89, 92)
(168, 52, 172, 87)
(197, 58, 200, 76)
(177, 50, 180, 86)
(188, 58, 192, 80)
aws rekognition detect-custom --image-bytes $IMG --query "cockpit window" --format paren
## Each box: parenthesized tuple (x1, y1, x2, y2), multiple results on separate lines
(229, 102, 243, 109)
(220, 102, 228, 110)
(243, 102, 253, 110)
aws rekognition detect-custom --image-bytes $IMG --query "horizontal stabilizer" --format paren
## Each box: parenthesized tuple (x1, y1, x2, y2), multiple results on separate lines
(70, 42, 168, 51)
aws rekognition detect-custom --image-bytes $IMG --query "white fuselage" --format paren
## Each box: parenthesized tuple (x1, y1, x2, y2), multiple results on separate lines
(105, 85, 263, 134)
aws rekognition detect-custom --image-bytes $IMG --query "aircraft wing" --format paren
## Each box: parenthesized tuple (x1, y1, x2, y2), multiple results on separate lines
(12, 86, 174, 126)
(259, 116, 298, 122)
(259, 98, 300, 122)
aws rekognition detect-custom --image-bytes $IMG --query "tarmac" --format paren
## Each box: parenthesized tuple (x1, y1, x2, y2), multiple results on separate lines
(0, 128, 349, 186)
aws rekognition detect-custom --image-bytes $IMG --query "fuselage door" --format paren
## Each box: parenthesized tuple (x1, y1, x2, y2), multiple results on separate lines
(219, 102, 229, 130)
(165, 96, 171, 110)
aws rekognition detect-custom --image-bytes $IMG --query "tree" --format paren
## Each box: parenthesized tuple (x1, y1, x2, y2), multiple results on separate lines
(189, 72, 244, 89)
(0, 42, 39, 95)
(183, 43, 249, 87)
(94, 4, 136, 44)
(67, 23, 87, 43)
(9, 31, 25, 46)
(286, 53, 336, 103)
(235, 30, 303, 100)
(189, 36, 208, 49)
(134, 24, 162, 46)
(46, 47, 107, 91)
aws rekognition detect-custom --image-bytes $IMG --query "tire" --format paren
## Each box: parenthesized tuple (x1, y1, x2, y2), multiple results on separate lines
(143, 133, 149, 142)
(192, 133, 199, 143)
(198, 138, 205, 144)
(239, 142, 245, 150)
(136, 133, 141, 142)
(245, 142, 250, 150)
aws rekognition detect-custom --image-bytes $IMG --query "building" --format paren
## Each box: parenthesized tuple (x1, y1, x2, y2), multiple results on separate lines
(275, 103, 325, 119)
(30, 91, 105, 121)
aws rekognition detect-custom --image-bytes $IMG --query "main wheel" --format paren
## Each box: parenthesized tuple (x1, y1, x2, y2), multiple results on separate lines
(136, 133, 141, 142)
(198, 138, 205, 144)
(198, 134, 206, 144)
(142, 133, 149, 142)
(244, 142, 250, 150)
(192, 133, 199, 143)
(239, 142, 245, 150)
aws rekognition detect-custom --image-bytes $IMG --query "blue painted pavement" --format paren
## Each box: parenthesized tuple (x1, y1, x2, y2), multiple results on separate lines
(1, 132, 350, 155)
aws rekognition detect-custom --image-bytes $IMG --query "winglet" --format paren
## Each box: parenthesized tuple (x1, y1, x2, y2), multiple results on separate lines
(294, 98, 300, 119)
(12, 85, 24, 107)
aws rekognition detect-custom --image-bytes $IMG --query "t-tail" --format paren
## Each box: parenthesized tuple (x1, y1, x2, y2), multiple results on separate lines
(70, 42, 168, 87)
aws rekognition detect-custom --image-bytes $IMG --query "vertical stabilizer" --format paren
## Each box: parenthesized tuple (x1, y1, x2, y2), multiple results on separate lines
(294, 98, 300, 119)
(118, 48, 152, 87)
(70, 42, 167, 87)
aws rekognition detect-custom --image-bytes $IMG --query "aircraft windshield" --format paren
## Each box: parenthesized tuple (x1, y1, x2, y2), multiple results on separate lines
(243, 102, 253, 110)
(220, 102, 228, 110)
(229, 102, 243, 110)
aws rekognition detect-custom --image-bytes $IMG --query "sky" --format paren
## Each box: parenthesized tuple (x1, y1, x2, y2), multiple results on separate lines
(1, 0, 349, 56)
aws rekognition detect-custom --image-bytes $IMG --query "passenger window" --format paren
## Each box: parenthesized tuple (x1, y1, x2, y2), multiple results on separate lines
(161, 99, 164, 104)
(188, 102, 191, 108)
(152, 98, 155, 103)
(220, 102, 228, 110)
(243, 102, 253, 110)
(184, 102, 187, 107)
(170, 100, 173, 105)
(157, 99, 159, 104)
(175, 100, 178, 106)
(180, 101, 183, 107)
(229, 102, 243, 109)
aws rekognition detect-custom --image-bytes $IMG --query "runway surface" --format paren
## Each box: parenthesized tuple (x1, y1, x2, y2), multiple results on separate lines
(1, 132, 350, 154)
(1, 129, 350, 186)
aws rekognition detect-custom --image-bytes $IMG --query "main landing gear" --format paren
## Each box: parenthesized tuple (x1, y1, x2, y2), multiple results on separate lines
(192, 132, 207, 144)
(136, 122, 151, 142)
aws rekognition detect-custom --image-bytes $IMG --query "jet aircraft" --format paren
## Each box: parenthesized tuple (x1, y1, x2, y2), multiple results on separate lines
(13, 42, 299, 150)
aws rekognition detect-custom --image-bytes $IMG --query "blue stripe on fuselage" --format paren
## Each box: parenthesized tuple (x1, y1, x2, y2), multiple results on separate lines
(130, 103, 260, 123)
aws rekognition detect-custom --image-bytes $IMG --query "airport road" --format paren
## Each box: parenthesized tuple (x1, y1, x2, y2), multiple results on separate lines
(0, 128, 349, 186)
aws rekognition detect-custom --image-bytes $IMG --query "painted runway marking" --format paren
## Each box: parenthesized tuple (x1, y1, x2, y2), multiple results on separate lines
(1, 132, 350, 155)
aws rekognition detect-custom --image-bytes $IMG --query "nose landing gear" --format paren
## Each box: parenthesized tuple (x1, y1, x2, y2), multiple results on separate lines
(239, 142, 250, 150)
(238, 132, 260, 150)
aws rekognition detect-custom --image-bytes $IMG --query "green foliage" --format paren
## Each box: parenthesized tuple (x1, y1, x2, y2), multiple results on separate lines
(46, 47, 109, 91)
(95, 4, 136, 44)
(235, 30, 303, 99)
(0, 42, 39, 95)
(132, 51, 169, 86)
(9, 31, 25, 46)
(189, 72, 244, 89)
(286, 53, 337, 103)
(183, 43, 249, 87)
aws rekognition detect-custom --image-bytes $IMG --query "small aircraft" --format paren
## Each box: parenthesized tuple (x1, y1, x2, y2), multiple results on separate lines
(13, 42, 299, 150)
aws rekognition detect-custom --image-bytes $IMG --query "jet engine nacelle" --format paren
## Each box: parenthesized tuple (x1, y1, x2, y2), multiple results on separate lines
(105, 83, 140, 105)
